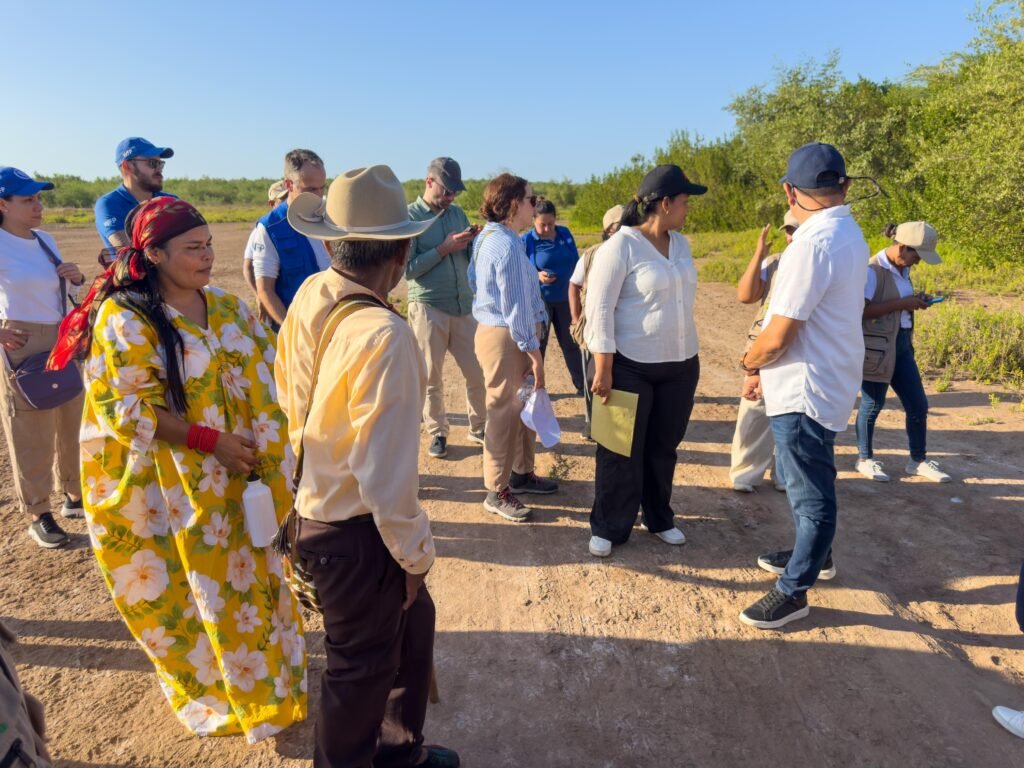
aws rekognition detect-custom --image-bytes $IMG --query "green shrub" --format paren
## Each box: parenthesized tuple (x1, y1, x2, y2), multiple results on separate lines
(915, 301, 1024, 388)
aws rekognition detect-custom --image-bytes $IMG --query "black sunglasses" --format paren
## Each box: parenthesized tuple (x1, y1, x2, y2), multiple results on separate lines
(132, 158, 165, 170)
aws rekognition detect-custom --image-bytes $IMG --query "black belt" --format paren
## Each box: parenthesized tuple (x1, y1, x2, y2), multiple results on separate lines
(324, 513, 374, 528)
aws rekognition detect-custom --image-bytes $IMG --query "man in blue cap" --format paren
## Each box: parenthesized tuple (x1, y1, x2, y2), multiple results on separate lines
(94, 137, 176, 260)
(737, 142, 869, 629)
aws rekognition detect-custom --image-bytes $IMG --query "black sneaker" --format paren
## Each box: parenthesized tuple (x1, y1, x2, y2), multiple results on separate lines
(61, 493, 85, 519)
(756, 549, 836, 580)
(739, 587, 809, 629)
(467, 429, 485, 447)
(508, 471, 558, 495)
(420, 745, 461, 767)
(28, 513, 70, 549)
(428, 435, 448, 458)
(483, 489, 531, 522)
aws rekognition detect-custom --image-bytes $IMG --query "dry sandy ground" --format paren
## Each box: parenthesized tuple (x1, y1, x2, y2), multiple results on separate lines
(2, 223, 1023, 767)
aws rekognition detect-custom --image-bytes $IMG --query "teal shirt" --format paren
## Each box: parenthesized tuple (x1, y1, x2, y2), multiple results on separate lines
(406, 197, 474, 316)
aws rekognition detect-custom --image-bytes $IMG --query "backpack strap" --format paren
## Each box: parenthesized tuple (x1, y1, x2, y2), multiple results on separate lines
(290, 294, 386, 489)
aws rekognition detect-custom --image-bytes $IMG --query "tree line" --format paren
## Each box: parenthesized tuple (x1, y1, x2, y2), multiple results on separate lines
(571, 1, 1024, 265)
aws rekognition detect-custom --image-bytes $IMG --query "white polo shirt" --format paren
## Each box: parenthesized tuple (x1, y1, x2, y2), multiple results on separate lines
(761, 205, 869, 432)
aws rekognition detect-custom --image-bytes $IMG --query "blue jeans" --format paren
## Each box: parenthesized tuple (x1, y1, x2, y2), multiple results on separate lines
(770, 413, 838, 598)
(856, 328, 928, 462)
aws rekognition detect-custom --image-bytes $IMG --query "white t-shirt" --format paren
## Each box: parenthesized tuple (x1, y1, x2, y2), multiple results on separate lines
(570, 257, 585, 287)
(0, 228, 66, 323)
(249, 222, 330, 278)
(584, 227, 699, 364)
(761, 206, 869, 432)
(864, 251, 914, 329)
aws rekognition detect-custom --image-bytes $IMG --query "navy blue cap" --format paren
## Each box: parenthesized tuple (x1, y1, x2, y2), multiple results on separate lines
(0, 167, 55, 197)
(115, 137, 174, 165)
(780, 142, 847, 188)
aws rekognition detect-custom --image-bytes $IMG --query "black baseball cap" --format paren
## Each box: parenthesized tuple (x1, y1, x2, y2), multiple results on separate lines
(427, 157, 465, 193)
(780, 142, 847, 188)
(637, 164, 707, 200)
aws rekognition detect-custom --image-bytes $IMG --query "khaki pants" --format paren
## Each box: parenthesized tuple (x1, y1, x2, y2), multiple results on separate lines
(474, 324, 536, 492)
(407, 302, 486, 438)
(728, 395, 776, 488)
(0, 320, 83, 518)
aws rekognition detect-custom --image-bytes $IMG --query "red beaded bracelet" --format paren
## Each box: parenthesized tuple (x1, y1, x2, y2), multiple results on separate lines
(186, 424, 221, 454)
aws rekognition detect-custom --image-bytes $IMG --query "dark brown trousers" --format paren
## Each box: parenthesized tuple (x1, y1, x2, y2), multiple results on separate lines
(297, 516, 435, 768)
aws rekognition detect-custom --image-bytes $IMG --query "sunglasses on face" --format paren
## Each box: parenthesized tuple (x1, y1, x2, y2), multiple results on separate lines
(431, 177, 457, 198)
(133, 158, 166, 170)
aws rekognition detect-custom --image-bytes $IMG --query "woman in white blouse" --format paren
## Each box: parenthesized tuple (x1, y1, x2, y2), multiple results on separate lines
(583, 165, 706, 558)
(0, 168, 84, 549)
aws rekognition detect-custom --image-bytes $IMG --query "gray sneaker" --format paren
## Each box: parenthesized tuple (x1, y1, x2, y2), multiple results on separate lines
(61, 493, 85, 519)
(509, 471, 558, 495)
(484, 489, 531, 522)
(428, 435, 447, 458)
(467, 429, 485, 447)
(28, 513, 69, 549)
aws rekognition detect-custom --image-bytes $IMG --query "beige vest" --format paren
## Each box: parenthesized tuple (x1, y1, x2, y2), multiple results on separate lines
(743, 255, 781, 354)
(569, 241, 604, 351)
(861, 258, 905, 383)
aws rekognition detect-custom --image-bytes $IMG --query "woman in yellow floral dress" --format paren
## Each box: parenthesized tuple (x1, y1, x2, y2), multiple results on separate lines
(49, 197, 306, 743)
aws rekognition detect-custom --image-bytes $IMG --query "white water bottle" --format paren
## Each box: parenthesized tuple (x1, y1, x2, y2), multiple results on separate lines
(242, 472, 278, 548)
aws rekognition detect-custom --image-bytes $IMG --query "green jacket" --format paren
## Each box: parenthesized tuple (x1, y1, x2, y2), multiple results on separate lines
(405, 197, 474, 316)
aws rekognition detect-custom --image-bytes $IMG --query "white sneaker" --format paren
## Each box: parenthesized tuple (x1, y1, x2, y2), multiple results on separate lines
(732, 482, 755, 493)
(906, 459, 952, 483)
(856, 458, 890, 482)
(993, 706, 1024, 739)
(654, 527, 686, 546)
(589, 536, 612, 557)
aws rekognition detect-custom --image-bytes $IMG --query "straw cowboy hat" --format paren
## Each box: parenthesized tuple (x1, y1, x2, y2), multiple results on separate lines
(288, 164, 437, 241)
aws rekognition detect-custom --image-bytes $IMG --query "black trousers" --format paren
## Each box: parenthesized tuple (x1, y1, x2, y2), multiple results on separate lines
(297, 517, 435, 768)
(540, 300, 586, 392)
(590, 353, 700, 543)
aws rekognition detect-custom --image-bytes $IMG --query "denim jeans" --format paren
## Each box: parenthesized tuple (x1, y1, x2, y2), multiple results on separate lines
(1017, 561, 1024, 633)
(770, 412, 838, 598)
(856, 328, 928, 462)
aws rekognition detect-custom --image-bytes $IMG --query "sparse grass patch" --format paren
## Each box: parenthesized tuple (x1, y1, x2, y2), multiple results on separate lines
(915, 302, 1024, 389)
(547, 450, 576, 483)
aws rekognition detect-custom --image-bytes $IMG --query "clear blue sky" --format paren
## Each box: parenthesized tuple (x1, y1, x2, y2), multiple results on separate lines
(5, 0, 979, 183)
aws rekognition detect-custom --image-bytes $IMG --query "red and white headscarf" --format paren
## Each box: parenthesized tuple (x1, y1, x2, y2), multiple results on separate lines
(47, 197, 207, 370)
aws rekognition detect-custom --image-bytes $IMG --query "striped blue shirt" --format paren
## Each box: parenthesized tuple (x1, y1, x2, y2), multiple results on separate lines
(469, 222, 548, 352)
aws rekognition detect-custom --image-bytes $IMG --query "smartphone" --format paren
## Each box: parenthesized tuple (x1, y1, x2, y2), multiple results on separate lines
(926, 296, 947, 305)
(465, 225, 480, 235)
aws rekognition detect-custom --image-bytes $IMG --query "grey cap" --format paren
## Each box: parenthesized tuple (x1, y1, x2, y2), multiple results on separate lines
(427, 157, 465, 193)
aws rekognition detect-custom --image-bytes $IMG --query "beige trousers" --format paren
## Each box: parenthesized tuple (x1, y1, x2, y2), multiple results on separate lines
(0, 320, 83, 517)
(728, 394, 776, 487)
(474, 324, 536, 492)
(408, 302, 486, 437)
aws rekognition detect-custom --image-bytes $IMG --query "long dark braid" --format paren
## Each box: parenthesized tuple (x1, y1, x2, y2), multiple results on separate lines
(114, 253, 189, 415)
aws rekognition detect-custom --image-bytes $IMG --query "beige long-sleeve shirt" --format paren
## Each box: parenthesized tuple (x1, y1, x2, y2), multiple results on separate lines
(274, 269, 435, 575)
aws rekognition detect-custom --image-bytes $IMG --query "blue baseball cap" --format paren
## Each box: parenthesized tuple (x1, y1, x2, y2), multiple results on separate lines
(0, 167, 55, 197)
(780, 142, 847, 188)
(115, 137, 174, 165)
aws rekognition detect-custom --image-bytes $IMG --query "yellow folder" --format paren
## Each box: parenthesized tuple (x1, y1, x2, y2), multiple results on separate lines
(591, 389, 638, 457)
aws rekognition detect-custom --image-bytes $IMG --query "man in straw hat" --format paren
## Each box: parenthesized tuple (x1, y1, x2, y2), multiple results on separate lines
(242, 180, 290, 320)
(275, 165, 459, 767)
(728, 210, 799, 494)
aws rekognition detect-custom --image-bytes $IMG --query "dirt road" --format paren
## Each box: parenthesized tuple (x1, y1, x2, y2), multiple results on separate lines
(3, 224, 1023, 767)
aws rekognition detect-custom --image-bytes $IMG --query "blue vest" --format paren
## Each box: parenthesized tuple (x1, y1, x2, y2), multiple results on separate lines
(259, 201, 319, 308)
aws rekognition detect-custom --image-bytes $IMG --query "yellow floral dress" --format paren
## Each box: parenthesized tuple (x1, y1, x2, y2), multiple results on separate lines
(80, 286, 306, 744)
